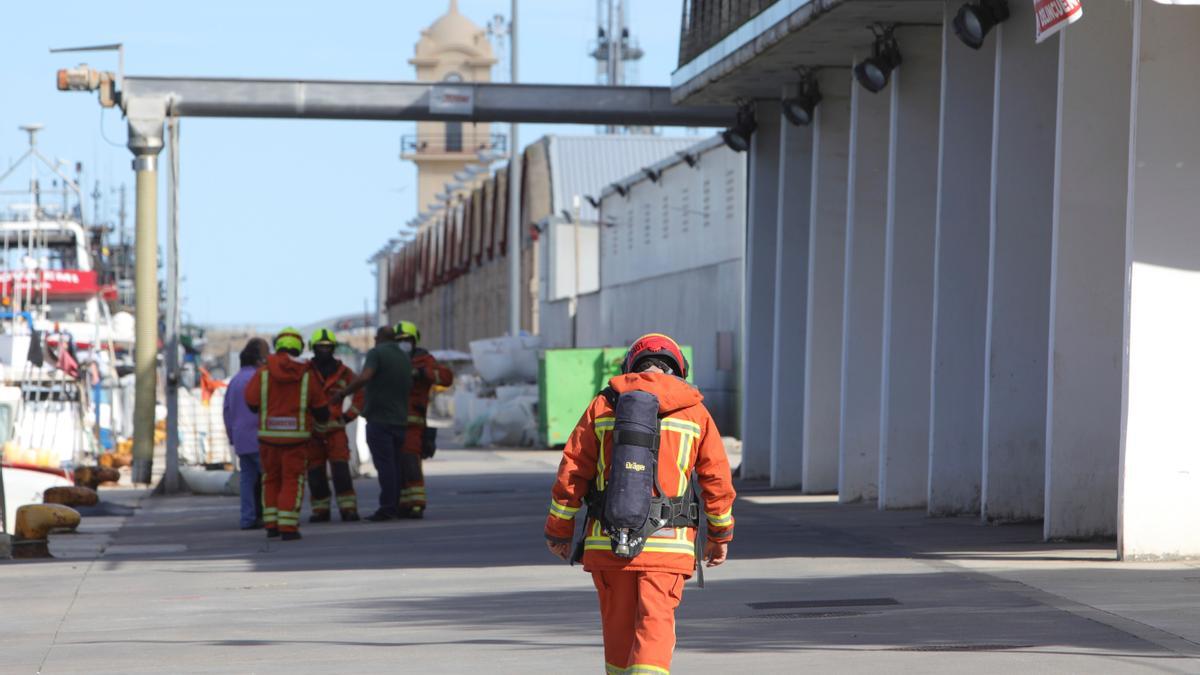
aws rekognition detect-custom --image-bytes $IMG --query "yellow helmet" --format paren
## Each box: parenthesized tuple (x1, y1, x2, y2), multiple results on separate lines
(309, 327, 337, 348)
(274, 327, 304, 353)
(394, 320, 420, 344)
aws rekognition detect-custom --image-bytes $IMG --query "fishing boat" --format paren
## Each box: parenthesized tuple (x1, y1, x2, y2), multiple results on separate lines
(0, 124, 135, 535)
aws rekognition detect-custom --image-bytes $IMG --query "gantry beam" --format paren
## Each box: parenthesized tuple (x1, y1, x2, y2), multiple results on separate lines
(119, 77, 736, 127)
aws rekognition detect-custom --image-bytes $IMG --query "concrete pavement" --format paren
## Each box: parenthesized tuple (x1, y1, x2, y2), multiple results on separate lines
(2, 448, 1198, 674)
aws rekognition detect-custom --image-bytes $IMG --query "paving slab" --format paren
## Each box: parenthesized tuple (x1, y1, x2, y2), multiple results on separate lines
(1, 449, 1197, 674)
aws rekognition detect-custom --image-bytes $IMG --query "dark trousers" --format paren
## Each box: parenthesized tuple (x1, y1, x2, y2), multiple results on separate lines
(366, 421, 407, 514)
(237, 453, 263, 528)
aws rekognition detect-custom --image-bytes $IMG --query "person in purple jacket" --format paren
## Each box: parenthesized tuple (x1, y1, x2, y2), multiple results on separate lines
(224, 338, 269, 529)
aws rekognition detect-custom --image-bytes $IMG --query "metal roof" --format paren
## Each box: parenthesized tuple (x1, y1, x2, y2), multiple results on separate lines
(599, 134, 726, 200)
(543, 134, 702, 222)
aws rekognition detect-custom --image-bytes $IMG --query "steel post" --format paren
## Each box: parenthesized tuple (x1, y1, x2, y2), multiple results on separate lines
(126, 98, 166, 486)
(508, 0, 521, 337)
(162, 117, 181, 493)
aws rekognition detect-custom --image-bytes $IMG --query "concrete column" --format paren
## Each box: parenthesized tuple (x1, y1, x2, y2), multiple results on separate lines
(769, 103, 813, 488)
(879, 27, 941, 510)
(838, 67, 890, 504)
(801, 70, 851, 494)
(928, 6, 995, 516)
(1045, 0, 1131, 540)
(740, 100, 781, 480)
(125, 97, 166, 486)
(981, 6, 1059, 523)
(1121, 0, 1200, 560)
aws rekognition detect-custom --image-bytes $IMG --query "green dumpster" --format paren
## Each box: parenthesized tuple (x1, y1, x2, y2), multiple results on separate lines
(539, 345, 693, 447)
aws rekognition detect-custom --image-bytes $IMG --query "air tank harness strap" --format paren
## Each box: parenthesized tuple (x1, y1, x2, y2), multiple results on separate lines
(612, 429, 658, 451)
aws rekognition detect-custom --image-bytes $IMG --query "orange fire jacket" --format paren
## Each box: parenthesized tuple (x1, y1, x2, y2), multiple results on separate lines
(408, 347, 453, 426)
(244, 353, 330, 446)
(310, 359, 364, 432)
(545, 372, 736, 576)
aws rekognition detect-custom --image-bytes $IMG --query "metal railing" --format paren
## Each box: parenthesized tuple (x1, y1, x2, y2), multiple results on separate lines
(400, 132, 507, 156)
(678, 0, 776, 67)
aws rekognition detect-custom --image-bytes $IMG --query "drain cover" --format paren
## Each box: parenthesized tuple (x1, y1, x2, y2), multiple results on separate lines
(894, 644, 1030, 652)
(741, 611, 866, 621)
(747, 597, 900, 610)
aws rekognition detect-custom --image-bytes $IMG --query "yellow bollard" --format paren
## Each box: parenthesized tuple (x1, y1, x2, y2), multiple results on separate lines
(14, 503, 81, 540)
(43, 486, 99, 507)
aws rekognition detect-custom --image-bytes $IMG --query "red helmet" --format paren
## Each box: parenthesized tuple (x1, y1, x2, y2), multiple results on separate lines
(622, 333, 688, 378)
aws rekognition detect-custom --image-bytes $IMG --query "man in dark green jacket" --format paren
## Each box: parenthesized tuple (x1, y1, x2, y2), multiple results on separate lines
(332, 326, 412, 521)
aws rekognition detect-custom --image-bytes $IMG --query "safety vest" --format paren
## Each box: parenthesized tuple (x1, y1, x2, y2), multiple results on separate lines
(257, 370, 312, 441)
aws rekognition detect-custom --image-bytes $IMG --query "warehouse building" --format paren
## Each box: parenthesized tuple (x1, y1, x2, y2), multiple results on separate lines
(543, 135, 746, 434)
(675, 0, 1200, 559)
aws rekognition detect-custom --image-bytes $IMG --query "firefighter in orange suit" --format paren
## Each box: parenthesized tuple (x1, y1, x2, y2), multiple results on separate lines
(394, 320, 452, 518)
(545, 333, 736, 675)
(306, 328, 364, 523)
(244, 328, 330, 541)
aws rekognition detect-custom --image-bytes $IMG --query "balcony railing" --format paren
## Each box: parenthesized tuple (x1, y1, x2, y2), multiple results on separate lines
(678, 0, 776, 68)
(401, 132, 508, 156)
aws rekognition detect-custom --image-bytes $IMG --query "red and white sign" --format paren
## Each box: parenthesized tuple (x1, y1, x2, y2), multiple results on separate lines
(0, 270, 99, 297)
(1034, 0, 1083, 43)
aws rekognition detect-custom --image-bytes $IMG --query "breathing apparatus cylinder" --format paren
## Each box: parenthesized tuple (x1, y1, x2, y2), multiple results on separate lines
(602, 390, 661, 558)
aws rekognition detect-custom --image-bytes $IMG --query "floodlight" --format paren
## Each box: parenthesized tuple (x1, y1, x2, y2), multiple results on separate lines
(721, 105, 757, 153)
(953, 0, 1009, 50)
(853, 31, 902, 94)
(782, 74, 822, 126)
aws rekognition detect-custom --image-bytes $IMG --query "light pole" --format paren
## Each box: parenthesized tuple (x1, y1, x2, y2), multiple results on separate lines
(507, 0, 521, 337)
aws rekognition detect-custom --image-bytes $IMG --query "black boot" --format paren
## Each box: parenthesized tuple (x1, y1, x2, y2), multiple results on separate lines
(266, 527, 280, 538)
(340, 510, 360, 522)
(309, 511, 331, 523)
(281, 531, 302, 541)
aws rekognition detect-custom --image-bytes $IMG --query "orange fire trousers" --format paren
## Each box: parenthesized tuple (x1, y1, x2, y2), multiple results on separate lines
(307, 431, 357, 515)
(592, 570, 685, 674)
(399, 424, 426, 510)
(261, 442, 308, 533)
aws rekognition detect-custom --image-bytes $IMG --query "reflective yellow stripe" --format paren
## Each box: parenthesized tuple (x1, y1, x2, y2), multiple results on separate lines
(584, 535, 696, 556)
(310, 498, 331, 510)
(629, 665, 670, 675)
(595, 417, 614, 491)
(259, 371, 268, 430)
(258, 430, 312, 439)
(258, 370, 311, 437)
(606, 664, 627, 675)
(706, 509, 733, 527)
(298, 372, 309, 433)
(408, 414, 426, 425)
(660, 418, 700, 435)
(295, 470, 306, 513)
(548, 500, 579, 520)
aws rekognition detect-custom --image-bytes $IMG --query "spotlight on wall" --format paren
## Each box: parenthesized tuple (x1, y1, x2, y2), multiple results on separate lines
(611, 182, 629, 197)
(953, 0, 1009, 50)
(721, 105, 757, 153)
(782, 73, 822, 126)
(642, 167, 662, 183)
(584, 195, 601, 208)
(853, 28, 902, 94)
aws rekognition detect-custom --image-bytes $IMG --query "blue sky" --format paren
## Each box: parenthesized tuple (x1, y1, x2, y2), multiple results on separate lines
(0, 0, 687, 327)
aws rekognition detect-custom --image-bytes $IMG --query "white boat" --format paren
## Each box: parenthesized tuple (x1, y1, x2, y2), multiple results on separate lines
(0, 125, 136, 534)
